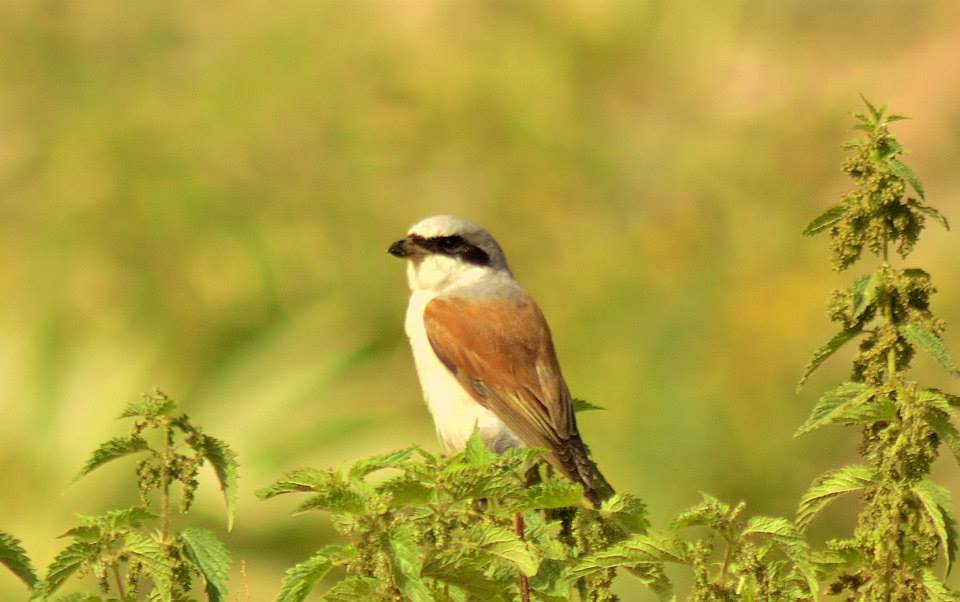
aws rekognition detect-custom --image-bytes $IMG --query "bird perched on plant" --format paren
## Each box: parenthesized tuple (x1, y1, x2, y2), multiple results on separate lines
(388, 215, 614, 506)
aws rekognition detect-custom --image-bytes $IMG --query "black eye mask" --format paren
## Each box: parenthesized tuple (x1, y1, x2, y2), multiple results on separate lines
(426, 235, 490, 266)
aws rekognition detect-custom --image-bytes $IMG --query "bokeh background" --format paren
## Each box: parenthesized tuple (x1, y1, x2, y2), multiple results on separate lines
(2, 0, 960, 599)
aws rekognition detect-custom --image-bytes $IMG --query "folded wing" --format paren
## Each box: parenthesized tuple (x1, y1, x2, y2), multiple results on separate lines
(423, 294, 609, 504)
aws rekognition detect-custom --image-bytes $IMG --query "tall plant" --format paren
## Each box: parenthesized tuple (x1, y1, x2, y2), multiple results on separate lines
(36, 390, 239, 602)
(797, 98, 958, 600)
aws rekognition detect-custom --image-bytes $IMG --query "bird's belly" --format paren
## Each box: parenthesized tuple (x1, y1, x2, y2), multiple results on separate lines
(405, 292, 521, 453)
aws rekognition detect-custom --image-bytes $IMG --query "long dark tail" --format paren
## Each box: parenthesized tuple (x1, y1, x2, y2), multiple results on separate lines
(555, 433, 615, 507)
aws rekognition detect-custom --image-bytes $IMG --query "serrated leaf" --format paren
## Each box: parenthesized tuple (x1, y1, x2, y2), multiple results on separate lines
(179, 527, 230, 602)
(795, 382, 890, 437)
(743, 516, 802, 540)
(40, 541, 99, 597)
(118, 395, 175, 419)
(925, 409, 960, 467)
(256, 469, 336, 500)
(91, 506, 158, 531)
(887, 157, 925, 199)
(295, 488, 366, 515)
(463, 428, 495, 468)
(198, 435, 239, 532)
(922, 569, 960, 602)
(75, 436, 150, 481)
(850, 273, 880, 319)
(320, 576, 379, 601)
(572, 399, 605, 412)
(469, 523, 540, 576)
(901, 323, 960, 377)
(348, 449, 414, 481)
(512, 479, 583, 512)
(914, 203, 951, 231)
(0, 531, 37, 588)
(422, 555, 511, 601)
(859, 93, 883, 121)
(913, 480, 958, 577)
(601, 493, 650, 533)
(58, 525, 100, 543)
(377, 476, 433, 508)
(802, 205, 846, 236)
(274, 550, 332, 602)
(383, 525, 434, 602)
(798, 329, 861, 390)
(797, 465, 874, 530)
(567, 532, 685, 581)
(125, 532, 173, 601)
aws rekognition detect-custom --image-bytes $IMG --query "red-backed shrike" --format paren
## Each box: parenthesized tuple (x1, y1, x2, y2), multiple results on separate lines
(388, 215, 613, 505)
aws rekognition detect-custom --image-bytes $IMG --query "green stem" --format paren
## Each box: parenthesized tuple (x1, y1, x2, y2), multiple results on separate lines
(161, 420, 171, 542)
(112, 563, 127, 601)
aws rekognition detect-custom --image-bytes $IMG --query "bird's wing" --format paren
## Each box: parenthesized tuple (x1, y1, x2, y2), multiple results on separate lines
(422, 294, 578, 462)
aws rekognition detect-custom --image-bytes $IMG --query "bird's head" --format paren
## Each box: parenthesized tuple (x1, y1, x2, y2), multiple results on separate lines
(388, 215, 511, 292)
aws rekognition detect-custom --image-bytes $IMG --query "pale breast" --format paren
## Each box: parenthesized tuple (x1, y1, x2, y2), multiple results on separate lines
(405, 291, 521, 453)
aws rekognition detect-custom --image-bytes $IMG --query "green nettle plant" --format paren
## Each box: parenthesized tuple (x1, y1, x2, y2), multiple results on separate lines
(34, 390, 239, 602)
(259, 419, 820, 601)
(1, 532, 38, 593)
(797, 98, 959, 601)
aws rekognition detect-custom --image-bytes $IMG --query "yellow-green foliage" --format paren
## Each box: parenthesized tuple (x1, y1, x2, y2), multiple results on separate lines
(798, 99, 960, 601)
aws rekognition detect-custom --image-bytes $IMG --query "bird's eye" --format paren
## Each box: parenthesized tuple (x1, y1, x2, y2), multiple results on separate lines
(438, 236, 461, 251)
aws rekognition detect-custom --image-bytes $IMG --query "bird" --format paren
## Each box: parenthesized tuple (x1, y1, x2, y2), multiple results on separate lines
(388, 215, 613, 506)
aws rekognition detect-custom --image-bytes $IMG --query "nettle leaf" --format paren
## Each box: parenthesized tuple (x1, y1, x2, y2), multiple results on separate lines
(803, 205, 846, 237)
(887, 157, 925, 199)
(0, 531, 37, 588)
(198, 435, 239, 531)
(912, 201, 951, 231)
(89, 506, 158, 532)
(924, 409, 960, 466)
(125, 532, 173, 600)
(75, 436, 150, 481)
(901, 324, 960, 377)
(377, 475, 433, 508)
(384, 524, 433, 602)
(742, 516, 818, 597)
(320, 576, 379, 601)
(601, 493, 650, 533)
(463, 428, 495, 468)
(118, 395, 175, 419)
(275, 550, 333, 602)
(798, 328, 861, 390)
(795, 382, 891, 437)
(256, 469, 338, 499)
(295, 487, 366, 515)
(913, 480, 958, 577)
(40, 541, 99, 597)
(512, 479, 583, 512)
(469, 523, 540, 576)
(920, 389, 960, 413)
(923, 568, 960, 602)
(797, 465, 874, 530)
(421, 554, 511, 602)
(572, 399, 605, 413)
(179, 527, 230, 602)
(567, 532, 684, 581)
(850, 273, 880, 319)
(348, 448, 415, 481)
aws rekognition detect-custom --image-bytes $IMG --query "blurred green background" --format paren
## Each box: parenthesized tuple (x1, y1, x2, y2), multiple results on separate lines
(2, 0, 959, 599)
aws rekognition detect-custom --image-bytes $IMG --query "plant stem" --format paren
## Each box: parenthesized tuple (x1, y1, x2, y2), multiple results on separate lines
(161, 419, 171, 542)
(515, 512, 529, 602)
(112, 563, 127, 601)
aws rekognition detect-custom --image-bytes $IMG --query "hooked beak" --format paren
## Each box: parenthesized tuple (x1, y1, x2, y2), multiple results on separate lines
(388, 236, 418, 258)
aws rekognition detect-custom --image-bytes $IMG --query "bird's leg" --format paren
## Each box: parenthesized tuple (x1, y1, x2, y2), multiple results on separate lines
(515, 511, 530, 602)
